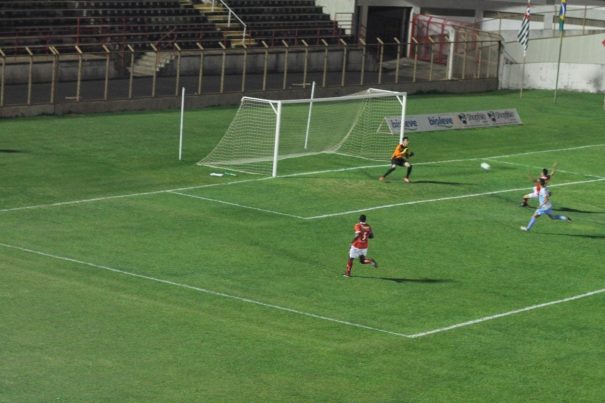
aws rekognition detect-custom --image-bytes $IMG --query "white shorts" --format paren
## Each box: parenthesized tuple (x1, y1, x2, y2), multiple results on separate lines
(535, 206, 553, 216)
(349, 246, 368, 259)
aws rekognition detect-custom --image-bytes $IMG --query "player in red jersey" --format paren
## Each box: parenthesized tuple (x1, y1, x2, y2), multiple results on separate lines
(520, 165, 557, 207)
(344, 214, 378, 277)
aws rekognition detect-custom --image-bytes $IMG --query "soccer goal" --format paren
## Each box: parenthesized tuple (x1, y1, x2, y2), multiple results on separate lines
(197, 88, 407, 177)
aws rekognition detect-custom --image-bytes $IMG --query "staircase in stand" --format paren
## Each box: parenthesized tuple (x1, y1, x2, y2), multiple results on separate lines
(128, 51, 175, 77)
(185, 0, 256, 47)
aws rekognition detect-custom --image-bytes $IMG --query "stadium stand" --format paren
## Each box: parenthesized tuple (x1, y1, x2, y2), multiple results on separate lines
(220, 0, 348, 45)
(0, 0, 349, 55)
(0, 0, 224, 55)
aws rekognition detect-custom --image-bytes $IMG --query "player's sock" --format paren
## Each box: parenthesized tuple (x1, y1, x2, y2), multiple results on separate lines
(520, 198, 528, 207)
(406, 165, 413, 178)
(344, 260, 353, 276)
(526, 216, 537, 230)
(382, 167, 395, 178)
(553, 214, 569, 221)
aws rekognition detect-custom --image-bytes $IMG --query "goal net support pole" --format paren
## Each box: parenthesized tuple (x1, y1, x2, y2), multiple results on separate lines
(304, 81, 316, 150)
(398, 94, 406, 143)
(272, 101, 282, 178)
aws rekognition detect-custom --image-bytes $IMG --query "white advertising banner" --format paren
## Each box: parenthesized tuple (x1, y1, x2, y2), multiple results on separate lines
(384, 109, 522, 134)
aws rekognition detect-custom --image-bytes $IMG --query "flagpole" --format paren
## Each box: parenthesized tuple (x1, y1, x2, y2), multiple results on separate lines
(554, 0, 566, 104)
(518, 1, 531, 99)
(520, 52, 526, 98)
(553, 29, 564, 104)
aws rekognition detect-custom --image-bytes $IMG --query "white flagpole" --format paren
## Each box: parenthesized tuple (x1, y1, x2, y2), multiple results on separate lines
(179, 87, 185, 160)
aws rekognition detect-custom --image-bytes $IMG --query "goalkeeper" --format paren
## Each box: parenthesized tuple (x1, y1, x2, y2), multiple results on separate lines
(379, 137, 414, 183)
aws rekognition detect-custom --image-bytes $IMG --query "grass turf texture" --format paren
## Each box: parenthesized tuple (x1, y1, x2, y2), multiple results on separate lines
(1, 90, 604, 401)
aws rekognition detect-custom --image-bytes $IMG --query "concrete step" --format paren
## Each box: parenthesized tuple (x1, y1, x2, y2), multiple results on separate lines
(127, 51, 176, 76)
(231, 38, 257, 48)
(194, 3, 224, 12)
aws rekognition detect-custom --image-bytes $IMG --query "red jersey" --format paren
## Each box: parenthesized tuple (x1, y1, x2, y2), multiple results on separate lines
(352, 223, 373, 249)
(535, 174, 551, 192)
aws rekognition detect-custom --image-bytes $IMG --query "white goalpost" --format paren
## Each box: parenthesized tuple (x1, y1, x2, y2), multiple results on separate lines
(197, 88, 407, 177)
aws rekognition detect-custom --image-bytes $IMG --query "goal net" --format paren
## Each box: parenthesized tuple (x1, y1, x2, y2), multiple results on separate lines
(198, 88, 406, 177)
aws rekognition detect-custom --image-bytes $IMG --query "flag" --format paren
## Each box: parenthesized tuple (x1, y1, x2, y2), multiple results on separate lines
(517, 2, 531, 54)
(559, 0, 567, 31)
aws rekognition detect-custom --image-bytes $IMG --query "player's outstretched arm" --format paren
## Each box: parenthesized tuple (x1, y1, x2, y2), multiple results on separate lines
(551, 162, 558, 176)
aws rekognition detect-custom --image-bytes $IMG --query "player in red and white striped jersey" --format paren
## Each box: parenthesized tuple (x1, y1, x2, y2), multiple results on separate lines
(521, 166, 556, 207)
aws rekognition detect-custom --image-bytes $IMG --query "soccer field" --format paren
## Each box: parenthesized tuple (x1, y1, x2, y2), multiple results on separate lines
(1, 90, 604, 401)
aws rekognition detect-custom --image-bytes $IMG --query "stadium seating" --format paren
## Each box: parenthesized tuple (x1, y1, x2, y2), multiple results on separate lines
(0, 0, 223, 55)
(0, 0, 349, 56)
(199, 0, 349, 45)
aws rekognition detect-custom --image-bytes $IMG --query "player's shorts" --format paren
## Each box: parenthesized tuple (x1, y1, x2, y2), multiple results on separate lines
(535, 206, 553, 216)
(391, 157, 408, 167)
(349, 246, 368, 259)
(524, 191, 538, 199)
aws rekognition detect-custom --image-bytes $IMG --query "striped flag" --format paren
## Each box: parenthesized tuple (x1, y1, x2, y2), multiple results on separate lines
(559, 0, 567, 31)
(517, 1, 531, 54)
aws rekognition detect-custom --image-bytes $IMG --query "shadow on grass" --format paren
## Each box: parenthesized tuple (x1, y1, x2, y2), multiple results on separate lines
(542, 233, 605, 240)
(0, 149, 24, 153)
(556, 207, 605, 214)
(374, 178, 469, 186)
(411, 180, 469, 186)
(354, 276, 454, 284)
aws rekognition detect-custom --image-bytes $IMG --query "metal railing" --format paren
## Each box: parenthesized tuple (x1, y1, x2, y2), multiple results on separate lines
(207, 0, 248, 43)
(0, 37, 501, 108)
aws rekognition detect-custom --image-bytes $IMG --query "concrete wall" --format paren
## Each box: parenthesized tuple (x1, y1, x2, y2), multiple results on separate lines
(505, 32, 605, 64)
(501, 32, 605, 92)
(502, 63, 605, 92)
(0, 78, 498, 118)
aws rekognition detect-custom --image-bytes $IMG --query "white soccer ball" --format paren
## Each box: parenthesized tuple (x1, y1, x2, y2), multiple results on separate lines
(480, 162, 491, 171)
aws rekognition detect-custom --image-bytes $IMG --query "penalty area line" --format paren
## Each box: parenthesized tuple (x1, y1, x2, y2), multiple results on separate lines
(169, 191, 306, 219)
(2, 241, 603, 340)
(407, 288, 605, 338)
(304, 177, 605, 220)
(0, 241, 411, 339)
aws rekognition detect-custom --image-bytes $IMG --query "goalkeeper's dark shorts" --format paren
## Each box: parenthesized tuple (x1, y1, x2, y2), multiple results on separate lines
(391, 157, 408, 167)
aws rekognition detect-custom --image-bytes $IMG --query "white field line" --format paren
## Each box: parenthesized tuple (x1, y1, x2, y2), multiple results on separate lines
(2, 143, 604, 214)
(426, 143, 605, 166)
(491, 159, 605, 179)
(169, 191, 306, 219)
(0, 241, 409, 339)
(304, 178, 605, 220)
(0, 177, 271, 213)
(407, 288, 605, 338)
(2, 240, 603, 340)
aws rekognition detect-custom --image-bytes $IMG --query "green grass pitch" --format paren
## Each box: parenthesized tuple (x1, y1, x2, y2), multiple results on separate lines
(1, 90, 604, 401)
